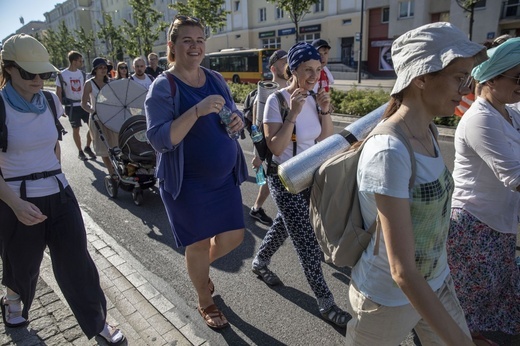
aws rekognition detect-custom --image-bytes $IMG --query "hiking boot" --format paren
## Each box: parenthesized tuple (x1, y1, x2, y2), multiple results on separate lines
(252, 265, 282, 286)
(78, 150, 87, 161)
(84, 146, 96, 159)
(249, 207, 273, 226)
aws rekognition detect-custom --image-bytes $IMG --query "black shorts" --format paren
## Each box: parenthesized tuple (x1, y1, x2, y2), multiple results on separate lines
(68, 106, 89, 128)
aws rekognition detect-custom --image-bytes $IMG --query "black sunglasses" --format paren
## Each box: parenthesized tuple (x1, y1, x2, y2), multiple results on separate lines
(119, 66, 128, 69)
(14, 65, 53, 80)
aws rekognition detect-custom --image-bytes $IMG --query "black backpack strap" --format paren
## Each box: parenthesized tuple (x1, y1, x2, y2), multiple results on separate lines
(43, 91, 67, 141)
(274, 90, 296, 157)
(0, 94, 7, 153)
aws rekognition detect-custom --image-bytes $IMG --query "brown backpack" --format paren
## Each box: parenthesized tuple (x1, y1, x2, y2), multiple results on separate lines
(309, 121, 433, 267)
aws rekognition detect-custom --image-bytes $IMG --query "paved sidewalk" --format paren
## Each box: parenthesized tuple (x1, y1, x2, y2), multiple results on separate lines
(0, 211, 199, 346)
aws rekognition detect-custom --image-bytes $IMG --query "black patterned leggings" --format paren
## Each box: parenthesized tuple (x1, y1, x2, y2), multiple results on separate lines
(252, 174, 335, 311)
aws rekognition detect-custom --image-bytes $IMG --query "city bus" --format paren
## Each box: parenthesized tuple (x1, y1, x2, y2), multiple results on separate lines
(202, 48, 276, 83)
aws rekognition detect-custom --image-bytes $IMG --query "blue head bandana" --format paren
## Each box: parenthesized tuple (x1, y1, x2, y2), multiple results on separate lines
(287, 42, 321, 71)
(472, 37, 520, 83)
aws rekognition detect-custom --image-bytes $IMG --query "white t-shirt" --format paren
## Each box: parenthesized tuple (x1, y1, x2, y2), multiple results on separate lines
(55, 69, 85, 106)
(452, 97, 520, 234)
(131, 74, 153, 90)
(353, 133, 450, 306)
(263, 88, 321, 164)
(0, 92, 68, 198)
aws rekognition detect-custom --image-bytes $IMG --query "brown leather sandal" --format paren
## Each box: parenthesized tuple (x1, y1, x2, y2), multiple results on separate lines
(197, 304, 229, 329)
(208, 278, 215, 295)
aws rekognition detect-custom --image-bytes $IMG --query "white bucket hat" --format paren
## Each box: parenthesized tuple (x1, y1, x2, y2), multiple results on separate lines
(1, 34, 58, 73)
(390, 22, 486, 96)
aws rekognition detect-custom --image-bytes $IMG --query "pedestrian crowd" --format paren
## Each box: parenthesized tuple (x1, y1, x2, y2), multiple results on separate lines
(0, 16, 518, 346)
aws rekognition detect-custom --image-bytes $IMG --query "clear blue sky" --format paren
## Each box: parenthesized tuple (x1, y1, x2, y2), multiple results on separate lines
(0, 0, 59, 42)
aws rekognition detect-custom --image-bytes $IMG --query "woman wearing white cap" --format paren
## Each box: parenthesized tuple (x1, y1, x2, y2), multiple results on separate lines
(447, 38, 520, 345)
(347, 23, 486, 345)
(0, 34, 124, 344)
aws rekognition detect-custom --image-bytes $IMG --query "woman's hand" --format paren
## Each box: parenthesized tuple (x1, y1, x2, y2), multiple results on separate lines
(198, 95, 226, 117)
(11, 198, 47, 226)
(316, 86, 331, 114)
(289, 88, 308, 116)
(251, 156, 262, 170)
(227, 112, 244, 133)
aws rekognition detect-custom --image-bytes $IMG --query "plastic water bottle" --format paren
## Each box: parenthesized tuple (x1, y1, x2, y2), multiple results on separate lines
(256, 166, 266, 185)
(218, 106, 240, 139)
(251, 125, 263, 143)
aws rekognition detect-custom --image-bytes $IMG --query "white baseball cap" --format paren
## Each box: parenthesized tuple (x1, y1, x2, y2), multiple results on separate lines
(1, 34, 58, 73)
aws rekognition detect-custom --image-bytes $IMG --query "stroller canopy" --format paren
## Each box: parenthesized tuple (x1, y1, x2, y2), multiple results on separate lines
(95, 79, 148, 133)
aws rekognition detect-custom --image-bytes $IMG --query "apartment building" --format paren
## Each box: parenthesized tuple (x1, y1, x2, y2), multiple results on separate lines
(5, 1, 519, 78)
(43, 0, 176, 68)
(209, 0, 520, 77)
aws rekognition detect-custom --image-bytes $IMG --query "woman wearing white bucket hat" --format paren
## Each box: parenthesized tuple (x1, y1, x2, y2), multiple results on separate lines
(346, 23, 487, 345)
(0, 34, 124, 345)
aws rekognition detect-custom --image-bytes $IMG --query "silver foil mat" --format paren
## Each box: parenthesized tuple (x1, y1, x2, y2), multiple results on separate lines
(278, 102, 388, 194)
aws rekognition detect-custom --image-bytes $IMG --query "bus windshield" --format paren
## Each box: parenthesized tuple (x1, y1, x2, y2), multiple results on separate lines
(203, 48, 276, 84)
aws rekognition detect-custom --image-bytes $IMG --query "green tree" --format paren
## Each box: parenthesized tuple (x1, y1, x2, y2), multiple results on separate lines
(169, 0, 229, 34)
(121, 0, 168, 58)
(455, 0, 484, 40)
(96, 13, 126, 62)
(42, 22, 75, 68)
(267, 0, 320, 44)
(75, 27, 96, 70)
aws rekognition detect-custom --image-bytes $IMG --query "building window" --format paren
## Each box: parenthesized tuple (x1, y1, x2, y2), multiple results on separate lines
(399, 1, 414, 18)
(234, 1, 240, 12)
(314, 0, 324, 13)
(259, 8, 267, 22)
(504, 0, 520, 17)
(298, 33, 320, 44)
(276, 7, 284, 19)
(382, 7, 390, 23)
(262, 37, 281, 49)
(474, 0, 486, 9)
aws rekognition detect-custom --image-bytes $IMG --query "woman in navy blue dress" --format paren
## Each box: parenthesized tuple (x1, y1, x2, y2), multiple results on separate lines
(145, 16, 247, 330)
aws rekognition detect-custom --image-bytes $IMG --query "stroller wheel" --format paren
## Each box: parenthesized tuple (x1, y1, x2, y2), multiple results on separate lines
(132, 188, 143, 206)
(104, 175, 119, 198)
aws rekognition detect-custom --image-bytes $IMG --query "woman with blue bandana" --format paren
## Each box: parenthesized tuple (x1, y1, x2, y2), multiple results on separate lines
(447, 38, 520, 344)
(250, 42, 348, 326)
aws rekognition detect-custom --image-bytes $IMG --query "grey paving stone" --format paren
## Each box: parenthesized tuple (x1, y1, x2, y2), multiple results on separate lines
(133, 299, 159, 320)
(138, 282, 160, 300)
(121, 287, 146, 305)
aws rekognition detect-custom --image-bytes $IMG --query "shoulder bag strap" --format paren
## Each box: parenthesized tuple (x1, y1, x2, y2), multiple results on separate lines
(274, 90, 297, 157)
(42, 91, 66, 141)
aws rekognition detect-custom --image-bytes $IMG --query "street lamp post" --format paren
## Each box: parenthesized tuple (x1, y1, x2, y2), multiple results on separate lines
(357, 0, 365, 84)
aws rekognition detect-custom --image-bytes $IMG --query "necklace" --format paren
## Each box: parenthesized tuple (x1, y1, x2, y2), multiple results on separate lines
(173, 66, 201, 87)
(400, 116, 436, 157)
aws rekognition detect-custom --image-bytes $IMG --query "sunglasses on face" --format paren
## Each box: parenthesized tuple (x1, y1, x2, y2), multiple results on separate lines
(499, 73, 520, 85)
(119, 66, 128, 69)
(458, 75, 474, 93)
(14, 65, 53, 80)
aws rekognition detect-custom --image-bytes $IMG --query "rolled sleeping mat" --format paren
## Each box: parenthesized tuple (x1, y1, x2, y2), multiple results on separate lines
(278, 102, 388, 194)
(256, 81, 279, 125)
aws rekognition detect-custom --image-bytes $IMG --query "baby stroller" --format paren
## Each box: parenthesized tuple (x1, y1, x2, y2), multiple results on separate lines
(93, 79, 157, 205)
